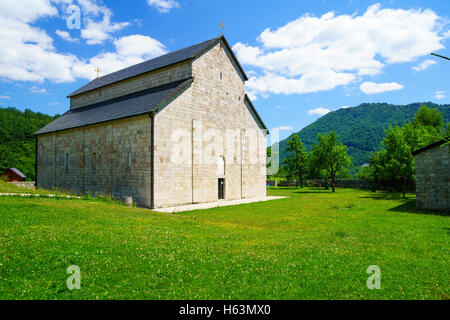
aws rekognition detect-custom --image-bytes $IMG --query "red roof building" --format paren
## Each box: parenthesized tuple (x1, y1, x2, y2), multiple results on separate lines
(1, 168, 26, 182)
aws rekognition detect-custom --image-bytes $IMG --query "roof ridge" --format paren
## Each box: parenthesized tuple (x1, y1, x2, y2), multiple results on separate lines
(67, 37, 222, 98)
(84, 37, 219, 85)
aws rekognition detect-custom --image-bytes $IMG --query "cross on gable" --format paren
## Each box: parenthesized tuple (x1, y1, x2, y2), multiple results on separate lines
(218, 21, 225, 35)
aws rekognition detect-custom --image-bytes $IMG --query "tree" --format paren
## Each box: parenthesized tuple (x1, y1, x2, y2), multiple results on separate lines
(412, 105, 443, 128)
(362, 105, 449, 196)
(358, 149, 390, 192)
(411, 105, 450, 148)
(0, 107, 59, 180)
(283, 134, 309, 187)
(381, 124, 415, 198)
(309, 131, 352, 192)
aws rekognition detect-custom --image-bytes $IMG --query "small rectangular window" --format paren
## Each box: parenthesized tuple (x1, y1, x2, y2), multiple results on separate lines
(220, 72, 223, 80)
(127, 152, 131, 169)
(65, 153, 69, 173)
(92, 153, 97, 172)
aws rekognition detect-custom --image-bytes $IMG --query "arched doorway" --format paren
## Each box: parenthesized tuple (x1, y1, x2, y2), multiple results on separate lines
(217, 156, 225, 199)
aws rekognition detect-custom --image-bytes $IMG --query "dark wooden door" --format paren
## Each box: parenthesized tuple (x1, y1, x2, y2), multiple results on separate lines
(218, 178, 225, 200)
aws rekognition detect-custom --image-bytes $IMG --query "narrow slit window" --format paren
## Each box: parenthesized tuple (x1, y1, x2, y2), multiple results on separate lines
(65, 153, 69, 173)
(92, 153, 97, 172)
(127, 152, 131, 169)
(220, 72, 223, 80)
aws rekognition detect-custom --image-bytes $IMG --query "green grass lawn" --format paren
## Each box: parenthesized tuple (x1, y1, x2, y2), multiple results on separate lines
(0, 185, 448, 300)
(0, 181, 63, 195)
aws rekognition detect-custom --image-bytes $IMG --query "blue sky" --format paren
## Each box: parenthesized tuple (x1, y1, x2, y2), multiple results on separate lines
(0, 0, 449, 142)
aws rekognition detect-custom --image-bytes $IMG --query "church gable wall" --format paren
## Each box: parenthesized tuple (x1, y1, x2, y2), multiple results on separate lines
(153, 42, 266, 208)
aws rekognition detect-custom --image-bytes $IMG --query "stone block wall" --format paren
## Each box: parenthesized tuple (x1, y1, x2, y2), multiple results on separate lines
(36, 133, 56, 190)
(70, 61, 192, 109)
(415, 144, 449, 211)
(36, 114, 152, 207)
(153, 41, 267, 208)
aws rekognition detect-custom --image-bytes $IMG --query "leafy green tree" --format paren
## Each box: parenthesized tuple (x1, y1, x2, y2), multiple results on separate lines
(361, 105, 449, 195)
(412, 105, 444, 128)
(277, 102, 450, 168)
(381, 124, 415, 198)
(411, 105, 450, 148)
(309, 131, 352, 192)
(283, 134, 309, 187)
(0, 107, 58, 180)
(360, 149, 390, 191)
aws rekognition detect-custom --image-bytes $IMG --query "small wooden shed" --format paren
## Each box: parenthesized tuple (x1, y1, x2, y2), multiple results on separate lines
(1, 168, 26, 182)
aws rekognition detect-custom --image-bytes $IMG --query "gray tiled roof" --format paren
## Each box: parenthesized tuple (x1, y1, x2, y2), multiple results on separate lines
(68, 37, 221, 97)
(9, 168, 26, 179)
(36, 78, 192, 135)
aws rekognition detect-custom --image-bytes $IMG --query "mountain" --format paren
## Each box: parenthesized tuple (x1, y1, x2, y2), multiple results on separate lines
(0, 107, 59, 180)
(277, 102, 450, 167)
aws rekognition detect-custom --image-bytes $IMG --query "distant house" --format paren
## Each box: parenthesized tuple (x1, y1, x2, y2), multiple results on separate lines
(1, 168, 26, 182)
(412, 139, 449, 211)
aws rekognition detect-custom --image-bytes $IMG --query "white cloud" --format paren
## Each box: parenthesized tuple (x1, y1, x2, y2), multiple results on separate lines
(0, 95, 11, 99)
(0, 1, 167, 83)
(340, 105, 350, 109)
(54, 0, 130, 45)
(48, 102, 59, 105)
(435, 90, 445, 99)
(246, 90, 258, 101)
(0, 0, 77, 82)
(30, 86, 49, 94)
(114, 35, 166, 58)
(72, 34, 167, 80)
(247, 71, 355, 95)
(78, 0, 130, 45)
(412, 59, 437, 71)
(56, 30, 78, 42)
(0, 0, 57, 23)
(233, 4, 447, 98)
(360, 81, 404, 94)
(308, 108, 331, 116)
(273, 126, 294, 131)
(147, 0, 180, 13)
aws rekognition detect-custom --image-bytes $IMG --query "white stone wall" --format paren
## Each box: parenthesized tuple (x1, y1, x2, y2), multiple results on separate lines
(153, 42, 267, 208)
(37, 115, 152, 207)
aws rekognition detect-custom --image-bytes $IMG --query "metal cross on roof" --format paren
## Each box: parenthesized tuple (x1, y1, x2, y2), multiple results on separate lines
(218, 21, 225, 36)
(94, 67, 101, 78)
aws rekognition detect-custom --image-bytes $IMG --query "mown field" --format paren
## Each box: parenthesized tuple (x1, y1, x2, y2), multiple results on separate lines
(0, 182, 448, 300)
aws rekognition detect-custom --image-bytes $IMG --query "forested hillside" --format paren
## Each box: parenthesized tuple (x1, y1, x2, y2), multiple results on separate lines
(0, 107, 59, 180)
(278, 102, 450, 167)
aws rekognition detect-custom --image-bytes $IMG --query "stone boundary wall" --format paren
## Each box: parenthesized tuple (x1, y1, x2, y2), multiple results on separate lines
(267, 180, 277, 187)
(267, 179, 371, 189)
(8, 181, 36, 189)
(306, 179, 371, 189)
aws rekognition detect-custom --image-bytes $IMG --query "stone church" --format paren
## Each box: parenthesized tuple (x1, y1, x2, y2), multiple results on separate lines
(35, 36, 268, 208)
